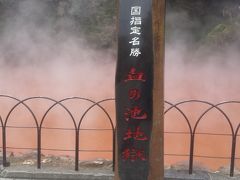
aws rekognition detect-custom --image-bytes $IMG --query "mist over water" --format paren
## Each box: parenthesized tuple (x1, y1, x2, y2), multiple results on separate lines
(165, 42, 240, 102)
(0, 0, 116, 162)
(0, 0, 240, 170)
(166, 0, 240, 102)
(0, 0, 115, 99)
(165, 1, 240, 170)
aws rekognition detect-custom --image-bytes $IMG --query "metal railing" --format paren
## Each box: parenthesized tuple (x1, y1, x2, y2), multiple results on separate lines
(0, 95, 240, 177)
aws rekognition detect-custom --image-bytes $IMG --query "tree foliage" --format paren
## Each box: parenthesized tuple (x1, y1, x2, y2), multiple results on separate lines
(0, 0, 239, 49)
(167, 0, 240, 48)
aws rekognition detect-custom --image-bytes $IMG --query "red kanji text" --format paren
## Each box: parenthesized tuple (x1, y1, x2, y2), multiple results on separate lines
(124, 106, 147, 121)
(122, 147, 146, 161)
(123, 126, 147, 141)
(128, 88, 141, 101)
(125, 67, 146, 82)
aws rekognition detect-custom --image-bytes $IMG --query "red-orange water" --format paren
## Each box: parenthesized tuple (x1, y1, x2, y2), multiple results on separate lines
(1, 46, 240, 171)
(0, 0, 239, 172)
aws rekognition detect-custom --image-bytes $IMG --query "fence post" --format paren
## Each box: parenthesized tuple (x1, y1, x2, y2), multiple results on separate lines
(2, 126, 7, 167)
(37, 128, 41, 169)
(230, 135, 237, 177)
(189, 134, 195, 174)
(75, 130, 79, 171)
(112, 129, 116, 172)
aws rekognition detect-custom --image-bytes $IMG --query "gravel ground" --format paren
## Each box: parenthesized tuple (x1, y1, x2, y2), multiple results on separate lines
(0, 153, 239, 179)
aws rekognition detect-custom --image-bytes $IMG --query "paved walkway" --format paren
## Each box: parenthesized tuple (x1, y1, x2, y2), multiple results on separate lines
(0, 165, 240, 179)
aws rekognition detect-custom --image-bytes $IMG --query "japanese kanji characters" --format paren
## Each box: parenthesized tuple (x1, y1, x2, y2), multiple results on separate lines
(123, 126, 148, 141)
(131, 6, 141, 16)
(122, 148, 146, 161)
(128, 88, 141, 101)
(125, 67, 146, 82)
(122, 66, 148, 161)
(129, 6, 142, 57)
(130, 48, 141, 57)
(124, 106, 148, 121)
(129, 37, 140, 46)
(130, 17, 142, 26)
(130, 26, 141, 35)
(120, 5, 149, 163)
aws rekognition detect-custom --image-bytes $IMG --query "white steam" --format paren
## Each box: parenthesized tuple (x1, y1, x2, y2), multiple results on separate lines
(0, 0, 115, 99)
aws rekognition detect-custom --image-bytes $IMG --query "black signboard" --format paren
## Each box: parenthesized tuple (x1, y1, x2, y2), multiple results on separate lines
(115, 0, 153, 179)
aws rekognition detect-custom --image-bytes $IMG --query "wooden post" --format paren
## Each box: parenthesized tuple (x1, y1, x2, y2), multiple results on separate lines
(115, 0, 165, 179)
(149, 0, 165, 179)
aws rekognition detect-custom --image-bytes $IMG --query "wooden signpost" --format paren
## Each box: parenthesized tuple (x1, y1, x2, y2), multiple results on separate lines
(115, 0, 165, 179)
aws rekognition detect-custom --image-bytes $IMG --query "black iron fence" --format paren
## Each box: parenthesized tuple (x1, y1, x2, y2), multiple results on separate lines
(0, 95, 240, 177)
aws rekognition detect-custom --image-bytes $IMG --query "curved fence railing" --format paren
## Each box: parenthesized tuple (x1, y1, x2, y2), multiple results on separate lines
(164, 100, 240, 177)
(0, 95, 240, 177)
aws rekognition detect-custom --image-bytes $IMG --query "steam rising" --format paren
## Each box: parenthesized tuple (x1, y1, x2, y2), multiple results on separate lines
(0, 0, 115, 98)
(165, 1, 240, 170)
(165, 1, 240, 102)
(0, 0, 115, 163)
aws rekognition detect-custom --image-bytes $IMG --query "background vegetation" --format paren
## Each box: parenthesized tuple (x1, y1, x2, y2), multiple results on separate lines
(0, 0, 239, 49)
